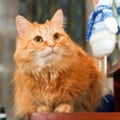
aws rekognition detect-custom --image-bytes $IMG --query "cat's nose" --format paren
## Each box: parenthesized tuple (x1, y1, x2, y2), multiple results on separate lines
(48, 41, 56, 48)
(48, 43, 55, 48)
(44, 40, 56, 48)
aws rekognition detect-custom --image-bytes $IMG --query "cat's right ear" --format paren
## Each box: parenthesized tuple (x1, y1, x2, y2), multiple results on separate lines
(51, 9, 66, 27)
(16, 15, 32, 37)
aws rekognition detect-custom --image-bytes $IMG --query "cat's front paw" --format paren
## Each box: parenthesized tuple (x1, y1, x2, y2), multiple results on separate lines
(54, 103, 74, 113)
(37, 105, 51, 113)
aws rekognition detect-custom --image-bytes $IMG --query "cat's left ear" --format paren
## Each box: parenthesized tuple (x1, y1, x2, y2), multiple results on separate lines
(51, 9, 65, 27)
(16, 15, 32, 37)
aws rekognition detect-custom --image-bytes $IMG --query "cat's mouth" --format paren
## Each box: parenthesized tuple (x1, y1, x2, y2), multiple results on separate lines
(45, 50, 57, 57)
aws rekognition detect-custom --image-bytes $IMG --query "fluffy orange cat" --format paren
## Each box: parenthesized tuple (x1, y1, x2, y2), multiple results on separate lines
(13, 9, 102, 119)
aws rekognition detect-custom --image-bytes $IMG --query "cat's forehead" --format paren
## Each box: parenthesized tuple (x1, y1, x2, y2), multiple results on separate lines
(33, 20, 58, 34)
(33, 20, 50, 27)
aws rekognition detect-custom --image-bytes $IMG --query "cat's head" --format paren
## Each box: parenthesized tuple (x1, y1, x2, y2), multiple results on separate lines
(14, 9, 76, 70)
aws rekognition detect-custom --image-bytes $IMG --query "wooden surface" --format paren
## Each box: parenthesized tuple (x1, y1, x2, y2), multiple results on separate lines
(31, 113, 120, 120)
(113, 68, 120, 111)
(108, 60, 120, 111)
(108, 60, 120, 76)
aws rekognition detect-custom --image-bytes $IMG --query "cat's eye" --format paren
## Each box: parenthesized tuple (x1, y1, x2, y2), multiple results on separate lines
(34, 36, 43, 43)
(53, 33, 60, 40)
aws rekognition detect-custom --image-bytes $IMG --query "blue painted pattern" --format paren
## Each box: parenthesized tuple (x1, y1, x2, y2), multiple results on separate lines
(117, 7, 120, 15)
(86, 5, 113, 41)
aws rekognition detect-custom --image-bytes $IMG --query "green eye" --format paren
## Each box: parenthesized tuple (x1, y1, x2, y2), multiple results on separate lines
(53, 33, 60, 40)
(34, 36, 43, 43)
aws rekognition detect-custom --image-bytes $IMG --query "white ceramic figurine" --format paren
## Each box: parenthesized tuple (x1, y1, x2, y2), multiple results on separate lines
(86, 0, 118, 58)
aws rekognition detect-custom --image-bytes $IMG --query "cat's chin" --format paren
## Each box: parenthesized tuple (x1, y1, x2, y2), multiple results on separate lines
(36, 53, 61, 67)
(44, 51, 57, 57)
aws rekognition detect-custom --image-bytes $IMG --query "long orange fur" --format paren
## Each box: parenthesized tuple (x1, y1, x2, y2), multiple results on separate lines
(13, 9, 102, 118)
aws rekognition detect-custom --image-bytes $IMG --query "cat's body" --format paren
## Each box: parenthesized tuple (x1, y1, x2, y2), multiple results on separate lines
(13, 9, 102, 118)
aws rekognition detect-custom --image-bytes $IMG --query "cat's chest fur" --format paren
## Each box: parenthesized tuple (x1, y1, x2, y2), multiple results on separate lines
(26, 68, 64, 106)
(40, 68, 59, 82)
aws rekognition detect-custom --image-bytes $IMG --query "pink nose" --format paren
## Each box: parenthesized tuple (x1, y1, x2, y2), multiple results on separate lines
(48, 43, 55, 48)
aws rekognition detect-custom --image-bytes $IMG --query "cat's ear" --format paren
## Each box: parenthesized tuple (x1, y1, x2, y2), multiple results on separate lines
(16, 15, 32, 37)
(51, 9, 66, 27)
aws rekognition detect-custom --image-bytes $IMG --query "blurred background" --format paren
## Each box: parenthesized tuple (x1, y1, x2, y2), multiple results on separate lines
(0, 0, 116, 119)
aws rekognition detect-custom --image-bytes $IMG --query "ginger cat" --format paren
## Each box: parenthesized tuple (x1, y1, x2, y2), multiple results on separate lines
(13, 9, 102, 119)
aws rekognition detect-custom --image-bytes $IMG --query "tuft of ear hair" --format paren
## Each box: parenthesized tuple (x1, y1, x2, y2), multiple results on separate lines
(16, 15, 32, 37)
(51, 9, 67, 28)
